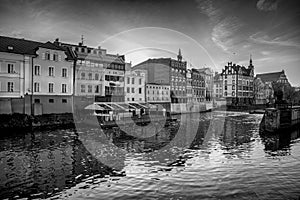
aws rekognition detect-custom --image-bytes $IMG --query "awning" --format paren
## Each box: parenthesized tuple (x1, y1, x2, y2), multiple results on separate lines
(84, 104, 104, 110)
(95, 103, 113, 110)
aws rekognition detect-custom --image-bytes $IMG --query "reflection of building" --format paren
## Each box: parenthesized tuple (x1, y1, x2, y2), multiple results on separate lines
(221, 57, 254, 105)
(146, 83, 170, 103)
(256, 70, 290, 86)
(186, 70, 193, 103)
(0, 36, 75, 115)
(133, 49, 187, 103)
(60, 40, 126, 103)
(254, 77, 274, 104)
(124, 69, 146, 103)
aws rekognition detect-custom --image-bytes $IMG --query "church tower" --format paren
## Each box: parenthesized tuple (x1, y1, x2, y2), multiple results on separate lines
(177, 48, 182, 62)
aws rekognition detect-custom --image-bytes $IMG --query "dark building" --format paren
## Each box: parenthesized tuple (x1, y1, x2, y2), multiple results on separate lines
(133, 49, 187, 103)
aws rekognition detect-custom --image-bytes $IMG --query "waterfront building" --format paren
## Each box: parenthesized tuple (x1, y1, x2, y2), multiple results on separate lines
(133, 49, 187, 104)
(59, 40, 126, 106)
(146, 83, 171, 104)
(221, 57, 254, 105)
(256, 70, 290, 86)
(124, 69, 146, 103)
(188, 68, 205, 103)
(213, 72, 223, 99)
(186, 70, 193, 103)
(253, 77, 274, 105)
(0, 36, 75, 114)
(196, 67, 214, 102)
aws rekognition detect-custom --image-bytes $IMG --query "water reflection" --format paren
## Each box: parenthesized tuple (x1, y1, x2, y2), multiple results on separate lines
(0, 112, 300, 199)
(0, 129, 123, 199)
(260, 127, 300, 156)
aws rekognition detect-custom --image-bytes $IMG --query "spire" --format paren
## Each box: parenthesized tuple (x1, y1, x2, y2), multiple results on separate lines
(249, 54, 253, 66)
(177, 48, 182, 62)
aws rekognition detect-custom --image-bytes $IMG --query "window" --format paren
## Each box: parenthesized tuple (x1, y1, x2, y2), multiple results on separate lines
(88, 85, 92, 93)
(34, 65, 40, 75)
(132, 98, 135, 101)
(81, 85, 85, 93)
(232, 85, 235, 90)
(62, 68, 67, 77)
(132, 78, 135, 84)
(8, 63, 14, 73)
(95, 85, 100, 93)
(49, 67, 54, 76)
(62, 84, 67, 93)
(62, 99, 67, 103)
(34, 82, 40, 92)
(224, 92, 227, 96)
(139, 88, 142, 94)
(139, 78, 142, 85)
(232, 80, 235, 84)
(95, 73, 99, 80)
(131, 88, 135, 93)
(53, 53, 58, 61)
(34, 99, 40, 103)
(81, 72, 85, 79)
(49, 83, 54, 93)
(7, 82, 13, 92)
(127, 77, 130, 84)
(49, 99, 54, 103)
(88, 73, 92, 80)
(232, 92, 235, 96)
(46, 51, 50, 60)
(127, 87, 130, 93)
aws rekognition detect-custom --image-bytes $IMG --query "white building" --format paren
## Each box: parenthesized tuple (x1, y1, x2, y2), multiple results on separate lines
(0, 36, 75, 114)
(125, 69, 146, 103)
(146, 83, 170, 103)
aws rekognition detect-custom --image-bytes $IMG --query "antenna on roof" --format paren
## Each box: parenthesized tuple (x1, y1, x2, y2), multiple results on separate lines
(81, 35, 84, 45)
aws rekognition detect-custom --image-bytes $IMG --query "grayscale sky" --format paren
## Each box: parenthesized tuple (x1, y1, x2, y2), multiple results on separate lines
(0, 0, 299, 85)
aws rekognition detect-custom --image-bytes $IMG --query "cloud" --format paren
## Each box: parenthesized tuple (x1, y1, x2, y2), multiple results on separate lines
(249, 32, 300, 49)
(196, 0, 244, 53)
(211, 16, 243, 52)
(256, 0, 279, 11)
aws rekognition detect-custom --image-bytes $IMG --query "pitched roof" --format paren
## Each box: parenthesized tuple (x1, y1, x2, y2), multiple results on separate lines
(0, 36, 74, 60)
(0, 35, 41, 55)
(256, 71, 284, 83)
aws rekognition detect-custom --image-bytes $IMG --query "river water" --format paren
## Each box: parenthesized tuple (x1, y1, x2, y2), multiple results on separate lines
(0, 111, 300, 199)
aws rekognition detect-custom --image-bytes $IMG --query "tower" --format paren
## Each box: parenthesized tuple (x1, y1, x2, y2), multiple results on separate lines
(177, 48, 182, 62)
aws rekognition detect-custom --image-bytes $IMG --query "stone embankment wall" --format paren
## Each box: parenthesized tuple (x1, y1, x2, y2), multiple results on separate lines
(0, 113, 74, 131)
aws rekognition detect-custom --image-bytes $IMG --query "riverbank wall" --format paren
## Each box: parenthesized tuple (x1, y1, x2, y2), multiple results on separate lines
(0, 113, 75, 131)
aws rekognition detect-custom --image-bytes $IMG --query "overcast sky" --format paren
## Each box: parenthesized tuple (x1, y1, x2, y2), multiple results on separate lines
(0, 0, 299, 85)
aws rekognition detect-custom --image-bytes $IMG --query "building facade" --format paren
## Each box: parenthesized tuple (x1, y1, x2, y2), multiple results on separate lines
(133, 49, 187, 103)
(124, 69, 146, 103)
(0, 36, 75, 115)
(221, 58, 254, 105)
(213, 72, 223, 99)
(146, 83, 171, 103)
(60, 41, 126, 104)
(197, 68, 213, 102)
(254, 77, 274, 105)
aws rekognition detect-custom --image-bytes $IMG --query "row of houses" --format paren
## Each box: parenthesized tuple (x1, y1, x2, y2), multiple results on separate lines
(213, 56, 291, 106)
(0, 36, 215, 115)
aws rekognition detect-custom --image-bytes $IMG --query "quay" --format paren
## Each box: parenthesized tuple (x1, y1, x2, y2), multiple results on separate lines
(261, 105, 300, 133)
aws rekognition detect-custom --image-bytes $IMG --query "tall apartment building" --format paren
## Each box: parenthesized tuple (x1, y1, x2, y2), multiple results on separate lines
(0, 36, 75, 114)
(124, 69, 146, 103)
(196, 68, 214, 101)
(221, 58, 254, 105)
(59, 40, 126, 105)
(213, 72, 223, 99)
(133, 49, 187, 103)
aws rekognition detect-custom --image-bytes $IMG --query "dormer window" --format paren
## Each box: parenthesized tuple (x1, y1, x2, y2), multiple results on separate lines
(45, 51, 51, 60)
